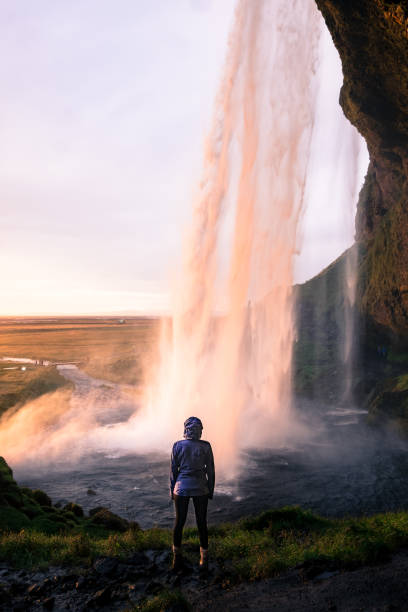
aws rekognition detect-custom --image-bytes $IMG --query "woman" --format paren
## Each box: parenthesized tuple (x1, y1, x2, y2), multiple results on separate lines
(170, 416, 215, 570)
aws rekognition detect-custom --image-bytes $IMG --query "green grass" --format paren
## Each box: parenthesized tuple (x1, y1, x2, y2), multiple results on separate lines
(0, 527, 170, 569)
(2, 506, 408, 580)
(129, 589, 191, 611)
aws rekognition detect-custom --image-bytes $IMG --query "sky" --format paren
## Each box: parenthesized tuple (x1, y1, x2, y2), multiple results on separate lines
(0, 0, 368, 315)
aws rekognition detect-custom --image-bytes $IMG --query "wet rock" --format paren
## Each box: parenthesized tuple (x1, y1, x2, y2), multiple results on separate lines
(166, 573, 181, 588)
(155, 550, 170, 566)
(75, 575, 97, 591)
(27, 580, 50, 597)
(145, 580, 164, 595)
(86, 586, 112, 608)
(110, 584, 129, 602)
(127, 551, 148, 566)
(42, 595, 55, 609)
(17, 570, 27, 579)
(144, 550, 157, 564)
(0, 585, 11, 605)
(114, 562, 143, 582)
(58, 574, 77, 593)
(314, 570, 340, 581)
(166, 603, 190, 612)
(300, 560, 339, 581)
(127, 583, 145, 604)
(93, 556, 119, 577)
(87, 489, 97, 496)
(13, 600, 30, 612)
(9, 581, 26, 597)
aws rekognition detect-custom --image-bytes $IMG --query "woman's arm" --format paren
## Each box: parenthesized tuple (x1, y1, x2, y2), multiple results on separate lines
(206, 444, 215, 499)
(169, 442, 179, 499)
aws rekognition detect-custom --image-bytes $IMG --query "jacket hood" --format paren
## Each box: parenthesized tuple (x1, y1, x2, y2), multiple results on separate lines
(183, 416, 203, 440)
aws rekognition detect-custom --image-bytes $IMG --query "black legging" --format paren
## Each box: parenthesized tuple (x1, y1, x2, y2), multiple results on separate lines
(173, 494, 208, 549)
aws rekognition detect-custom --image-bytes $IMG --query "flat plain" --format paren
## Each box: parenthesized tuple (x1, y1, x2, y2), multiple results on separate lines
(0, 316, 160, 416)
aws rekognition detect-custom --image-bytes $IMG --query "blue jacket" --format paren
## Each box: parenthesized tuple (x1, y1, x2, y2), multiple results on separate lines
(170, 439, 215, 498)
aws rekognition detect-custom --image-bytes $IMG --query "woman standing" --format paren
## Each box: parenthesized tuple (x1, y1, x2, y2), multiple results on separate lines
(170, 416, 215, 570)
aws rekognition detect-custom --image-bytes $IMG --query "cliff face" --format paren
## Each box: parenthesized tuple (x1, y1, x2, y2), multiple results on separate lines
(315, 0, 408, 339)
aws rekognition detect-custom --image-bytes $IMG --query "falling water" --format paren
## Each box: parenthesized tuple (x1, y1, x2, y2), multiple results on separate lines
(139, 0, 321, 473)
(342, 131, 363, 403)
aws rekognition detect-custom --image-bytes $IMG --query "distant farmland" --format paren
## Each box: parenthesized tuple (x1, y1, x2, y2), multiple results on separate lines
(0, 317, 160, 415)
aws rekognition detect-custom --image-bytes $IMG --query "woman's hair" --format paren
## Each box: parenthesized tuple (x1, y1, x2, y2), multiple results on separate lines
(183, 416, 203, 440)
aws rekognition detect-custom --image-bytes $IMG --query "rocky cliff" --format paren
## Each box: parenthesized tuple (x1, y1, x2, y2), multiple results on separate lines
(295, 1, 408, 415)
(315, 0, 408, 340)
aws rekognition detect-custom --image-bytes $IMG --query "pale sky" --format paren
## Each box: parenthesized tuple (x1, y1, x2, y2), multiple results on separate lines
(0, 0, 368, 315)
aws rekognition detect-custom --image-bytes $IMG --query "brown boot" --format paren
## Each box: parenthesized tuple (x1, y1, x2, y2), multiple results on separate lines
(199, 547, 208, 570)
(172, 545, 183, 571)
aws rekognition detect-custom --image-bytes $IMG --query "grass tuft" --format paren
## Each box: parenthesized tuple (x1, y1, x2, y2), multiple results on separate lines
(129, 589, 191, 611)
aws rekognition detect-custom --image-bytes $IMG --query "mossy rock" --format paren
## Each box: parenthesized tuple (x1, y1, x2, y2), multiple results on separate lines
(241, 506, 327, 533)
(31, 489, 52, 507)
(0, 507, 31, 531)
(89, 507, 129, 532)
(63, 502, 84, 518)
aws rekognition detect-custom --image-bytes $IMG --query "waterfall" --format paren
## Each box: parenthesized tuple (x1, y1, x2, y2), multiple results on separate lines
(141, 0, 321, 473)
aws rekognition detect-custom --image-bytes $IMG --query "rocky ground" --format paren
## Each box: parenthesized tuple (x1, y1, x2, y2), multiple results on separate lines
(2, 547, 408, 611)
(191, 549, 408, 611)
(0, 550, 175, 611)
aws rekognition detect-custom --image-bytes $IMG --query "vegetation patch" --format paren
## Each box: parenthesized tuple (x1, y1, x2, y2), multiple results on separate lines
(2, 501, 408, 582)
(130, 589, 191, 612)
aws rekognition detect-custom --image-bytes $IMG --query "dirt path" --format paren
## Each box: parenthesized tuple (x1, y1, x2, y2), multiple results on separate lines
(190, 549, 408, 611)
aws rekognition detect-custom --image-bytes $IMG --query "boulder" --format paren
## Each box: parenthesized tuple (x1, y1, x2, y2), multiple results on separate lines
(89, 507, 129, 532)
